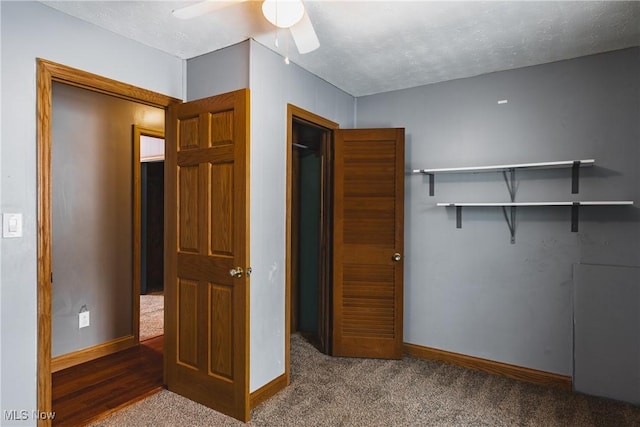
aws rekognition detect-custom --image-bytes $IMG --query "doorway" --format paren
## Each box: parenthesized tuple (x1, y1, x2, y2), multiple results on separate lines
(37, 59, 180, 426)
(286, 106, 406, 383)
(39, 61, 252, 424)
(49, 81, 165, 373)
(285, 105, 339, 382)
(290, 119, 332, 353)
(136, 127, 165, 342)
(48, 78, 167, 425)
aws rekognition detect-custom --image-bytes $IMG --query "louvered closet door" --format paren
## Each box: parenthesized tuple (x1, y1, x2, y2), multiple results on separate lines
(332, 128, 404, 359)
(165, 89, 250, 421)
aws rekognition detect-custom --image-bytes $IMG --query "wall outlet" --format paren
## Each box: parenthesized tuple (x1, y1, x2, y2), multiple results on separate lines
(79, 311, 90, 328)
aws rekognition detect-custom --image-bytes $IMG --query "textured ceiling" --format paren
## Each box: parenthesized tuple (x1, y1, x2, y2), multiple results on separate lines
(41, 1, 640, 97)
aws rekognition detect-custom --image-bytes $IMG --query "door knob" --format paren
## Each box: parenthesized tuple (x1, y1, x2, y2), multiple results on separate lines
(229, 267, 244, 278)
(392, 253, 402, 262)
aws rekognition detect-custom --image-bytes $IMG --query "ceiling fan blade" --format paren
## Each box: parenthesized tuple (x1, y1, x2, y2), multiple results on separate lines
(172, 0, 248, 20)
(289, 10, 319, 54)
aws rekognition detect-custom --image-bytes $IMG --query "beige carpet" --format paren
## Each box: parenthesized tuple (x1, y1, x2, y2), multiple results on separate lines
(91, 334, 640, 426)
(139, 294, 163, 341)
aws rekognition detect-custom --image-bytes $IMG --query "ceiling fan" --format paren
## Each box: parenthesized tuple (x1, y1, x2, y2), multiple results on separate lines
(172, 0, 320, 54)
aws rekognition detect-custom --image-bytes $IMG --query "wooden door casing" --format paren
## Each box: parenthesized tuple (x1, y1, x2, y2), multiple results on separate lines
(165, 89, 250, 421)
(332, 128, 404, 359)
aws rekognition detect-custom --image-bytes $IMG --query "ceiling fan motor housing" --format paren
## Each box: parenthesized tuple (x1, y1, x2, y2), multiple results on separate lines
(262, 0, 305, 28)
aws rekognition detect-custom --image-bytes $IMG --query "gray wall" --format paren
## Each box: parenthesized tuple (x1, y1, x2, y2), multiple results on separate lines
(2, 1, 637, 417)
(574, 263, 640, 404)
(185, 40, 355, 392)
(186, 41, 250, 101)
(186, 40, 356, 392)
(248, 40, 355, 391)
(356, 48, 640, 379)
(0, 2, 183, 424)
(51, 83, 164, 357)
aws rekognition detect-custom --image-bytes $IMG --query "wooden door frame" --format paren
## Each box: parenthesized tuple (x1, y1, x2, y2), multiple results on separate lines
(285, 105, 338, 384)
(37, 58, 180, 427)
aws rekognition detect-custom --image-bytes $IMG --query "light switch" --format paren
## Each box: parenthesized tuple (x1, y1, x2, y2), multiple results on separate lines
(3, 213, 23, 238)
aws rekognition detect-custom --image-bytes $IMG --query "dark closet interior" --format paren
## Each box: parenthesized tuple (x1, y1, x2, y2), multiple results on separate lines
(291, 120, 332, 353)
(140, 161, 164, 294)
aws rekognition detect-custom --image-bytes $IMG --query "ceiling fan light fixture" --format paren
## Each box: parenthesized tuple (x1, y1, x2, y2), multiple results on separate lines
(262, 0, 305, 29)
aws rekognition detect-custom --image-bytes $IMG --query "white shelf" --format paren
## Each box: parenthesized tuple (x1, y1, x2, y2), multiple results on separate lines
(438, 201, 633, 207)
(416, 157, 629, 242)
(439, 200, 633, 241)
(413, 159, 595, 174)
(413, 159, 594, 197)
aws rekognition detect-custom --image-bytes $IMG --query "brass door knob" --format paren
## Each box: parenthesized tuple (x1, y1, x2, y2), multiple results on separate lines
(229, 267, 244, 278)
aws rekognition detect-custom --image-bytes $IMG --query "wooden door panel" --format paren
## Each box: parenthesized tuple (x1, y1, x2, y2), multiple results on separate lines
(177, 146, 235, 165)
(166, 89, 250, 422)
(177, 253, 233, 283)
(210, 163, 234, 255)
(343, 245, 397, 264)
(210, 111, 234, 146)
(177, 279, 199, 368)
(343, 264, 396, 338)
(209, 283, 233, 379)
(344, 197, 395, 245)
(179, 117, 199, 150)
(178, 166, 200, 252)
(344, 141, 397, 196)
(333, 128, 404, 360)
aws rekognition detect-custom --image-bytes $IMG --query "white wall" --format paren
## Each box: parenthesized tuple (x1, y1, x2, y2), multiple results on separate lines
(140, 135, 165, 162)
(0, 3, 183, 425)
(248, 40, 355, 391)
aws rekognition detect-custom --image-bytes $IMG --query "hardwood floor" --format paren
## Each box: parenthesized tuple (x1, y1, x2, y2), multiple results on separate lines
(52, 336, 164, 426)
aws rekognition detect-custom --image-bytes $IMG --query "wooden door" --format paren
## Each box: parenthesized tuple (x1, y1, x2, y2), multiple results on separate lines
(165, 89, 250, 421)
(332, 128, 404, 359)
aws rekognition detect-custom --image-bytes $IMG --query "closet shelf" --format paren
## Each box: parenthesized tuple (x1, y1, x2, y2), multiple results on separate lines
(413, 159, 594, 196)
(440, 201, 634, 241)
(412, 159, 595, 174)
(437, 201, 633, 207)
(416, 157, 630, 242)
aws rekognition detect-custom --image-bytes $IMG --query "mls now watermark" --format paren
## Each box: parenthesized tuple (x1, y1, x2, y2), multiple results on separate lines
(4, 409, 56, 421)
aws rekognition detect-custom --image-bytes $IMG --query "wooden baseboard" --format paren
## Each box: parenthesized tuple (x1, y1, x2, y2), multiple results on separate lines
(250, 373, 288, 409)
(51, 335, 136, 373)
(404, 343, 572, 391)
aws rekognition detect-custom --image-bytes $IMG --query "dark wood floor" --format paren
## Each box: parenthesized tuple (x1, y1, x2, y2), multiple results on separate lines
(52, 336, 164, 426)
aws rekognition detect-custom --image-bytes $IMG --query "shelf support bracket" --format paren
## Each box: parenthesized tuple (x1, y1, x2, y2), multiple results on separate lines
(456, 206, 462, 228)
(502, 168, 516, 202)
(572, 161, 580, 194)
(571, 202, 579, 232)
(501, 206, 517, 244)
(428, 173, 434, 196)
(501, 168, 517, 242)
